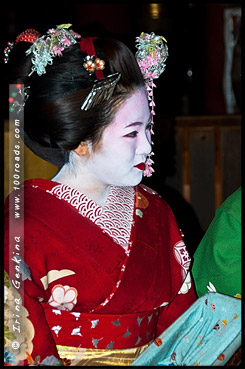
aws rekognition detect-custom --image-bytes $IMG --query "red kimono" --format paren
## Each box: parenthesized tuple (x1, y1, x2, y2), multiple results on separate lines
(4, 179, 196, 365)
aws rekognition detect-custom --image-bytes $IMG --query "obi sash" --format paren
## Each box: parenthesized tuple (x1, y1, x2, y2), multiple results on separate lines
(42, 303, 159, 349)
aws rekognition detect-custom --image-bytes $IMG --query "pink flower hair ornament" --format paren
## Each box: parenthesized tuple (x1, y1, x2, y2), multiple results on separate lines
(25, 24, 81, 76)
(135, 32, 168, 177)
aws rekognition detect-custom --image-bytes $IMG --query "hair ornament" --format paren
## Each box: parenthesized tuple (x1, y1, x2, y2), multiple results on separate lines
(135, 32, 168, 81)
(4, 41, 14, 64)
(135, 32, 168, 177)
(80, 37, 120, 110)
(4, 29, 41, 64)
(80, 37, 105, 80)
(83, 55, 105, 75)
(26, 24, 81, 76)
(81, 72, 121, 111)
(15, 28, 42, 45)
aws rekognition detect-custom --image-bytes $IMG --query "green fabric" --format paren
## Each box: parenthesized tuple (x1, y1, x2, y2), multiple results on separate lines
(192, 187, 241, 298)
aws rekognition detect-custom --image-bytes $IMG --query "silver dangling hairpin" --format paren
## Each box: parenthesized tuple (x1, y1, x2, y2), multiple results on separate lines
(81, 73, 121, 111)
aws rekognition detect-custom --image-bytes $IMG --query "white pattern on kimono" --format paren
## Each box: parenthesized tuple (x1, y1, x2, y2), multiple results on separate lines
(173, 240, 191, 279)
(48, 184, 135, 253)
(71, 326, 82, 336)
(52, 325, 62, 336)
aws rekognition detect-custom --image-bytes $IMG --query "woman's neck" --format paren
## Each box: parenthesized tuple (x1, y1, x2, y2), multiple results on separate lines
(52, 162, 110, 208)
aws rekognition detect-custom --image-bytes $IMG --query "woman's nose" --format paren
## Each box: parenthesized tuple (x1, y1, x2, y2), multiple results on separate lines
(136, 131, 152, 156)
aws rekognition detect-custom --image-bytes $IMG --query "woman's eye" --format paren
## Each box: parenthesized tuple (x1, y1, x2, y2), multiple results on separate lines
(124, 131, 138, 138)
(146, 123, 153, 131)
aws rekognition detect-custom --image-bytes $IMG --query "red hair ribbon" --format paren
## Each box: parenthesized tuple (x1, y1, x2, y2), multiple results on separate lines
(80, 37, 104, 80)
(15, 29, 41, 45)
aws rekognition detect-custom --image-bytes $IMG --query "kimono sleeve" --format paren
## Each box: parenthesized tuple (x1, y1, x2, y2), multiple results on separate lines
(155, 196, 197, 336)
(4, 205, 63, 366)
(192, 207, 241, 298)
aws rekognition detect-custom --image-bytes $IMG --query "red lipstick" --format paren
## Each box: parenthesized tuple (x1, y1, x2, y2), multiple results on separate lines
(134, 162, 145, 171)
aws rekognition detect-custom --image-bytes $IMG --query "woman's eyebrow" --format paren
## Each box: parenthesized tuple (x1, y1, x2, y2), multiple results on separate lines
(124, 122, 143, 129)
(124, 116, 151, 129)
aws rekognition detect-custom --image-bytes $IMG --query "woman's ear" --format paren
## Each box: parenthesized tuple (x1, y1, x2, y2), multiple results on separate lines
(74, 142, 89, 156)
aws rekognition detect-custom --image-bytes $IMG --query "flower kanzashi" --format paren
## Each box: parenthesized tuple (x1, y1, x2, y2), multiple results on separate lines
(144, 154, 155, 177)
(26, 24, 81, 76)
(48, 284, 78, 311)
(135, 32, 168, 177)
(135, 32, 168, 81)
(83, 55, 105, 75)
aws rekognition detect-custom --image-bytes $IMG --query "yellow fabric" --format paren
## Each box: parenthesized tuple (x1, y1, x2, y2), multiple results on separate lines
(57, 342, 151, 366)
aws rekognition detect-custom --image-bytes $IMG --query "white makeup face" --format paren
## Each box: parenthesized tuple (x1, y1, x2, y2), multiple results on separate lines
(84, 88, 152, 188)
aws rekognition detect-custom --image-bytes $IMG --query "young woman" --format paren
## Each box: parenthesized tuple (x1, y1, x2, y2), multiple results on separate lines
(4, 24, 196, 366)
(4, 25, 240, 367)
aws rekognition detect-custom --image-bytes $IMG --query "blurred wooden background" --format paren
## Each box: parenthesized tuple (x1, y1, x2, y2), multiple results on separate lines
(165, 114, 241, 231)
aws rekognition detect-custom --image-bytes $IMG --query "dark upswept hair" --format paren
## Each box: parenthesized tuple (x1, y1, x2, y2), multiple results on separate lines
(7, 33, 145, 166)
